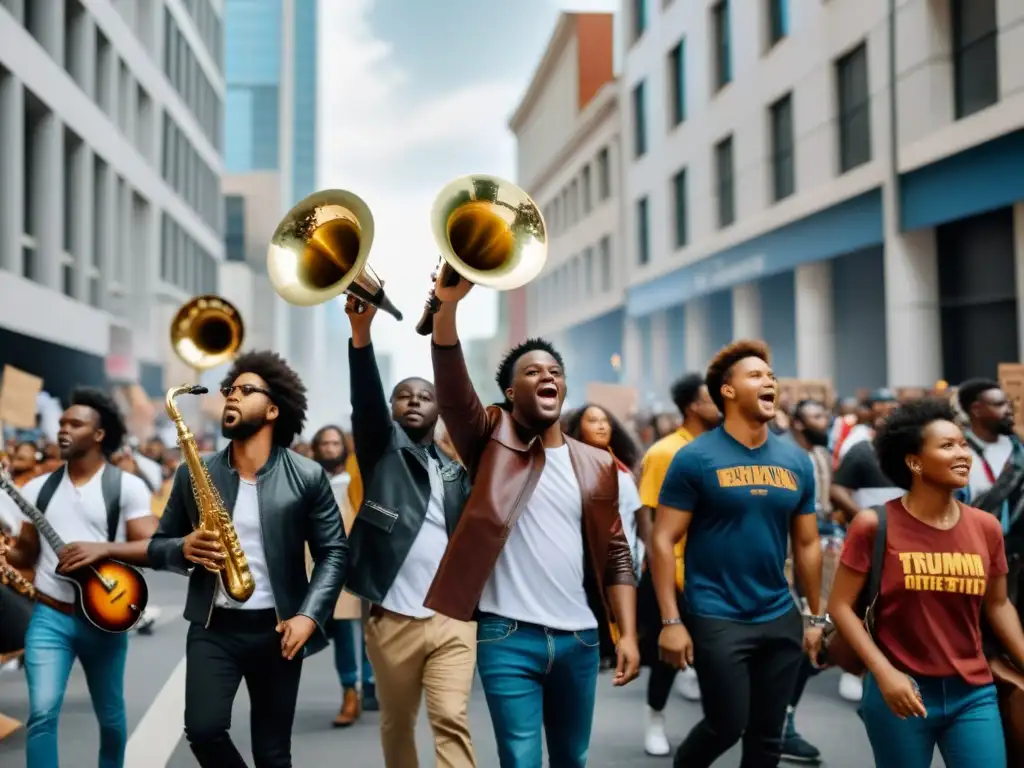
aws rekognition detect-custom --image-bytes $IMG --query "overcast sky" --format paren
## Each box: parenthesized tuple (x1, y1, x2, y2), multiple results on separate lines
(317, 0, 618, 383)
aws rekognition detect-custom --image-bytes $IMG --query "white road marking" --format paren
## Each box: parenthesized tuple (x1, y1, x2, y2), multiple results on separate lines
(125, 654, 187, 768)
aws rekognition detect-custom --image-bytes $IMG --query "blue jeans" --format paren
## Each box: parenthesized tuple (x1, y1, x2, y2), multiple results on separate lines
(475, 614, 600, 768)
(331, 618, 374, 688)
(24, 604, 129, 768)
(860, 672, 1006, 768)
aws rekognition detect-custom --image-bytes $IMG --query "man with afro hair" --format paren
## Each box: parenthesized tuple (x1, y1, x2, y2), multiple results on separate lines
(148, 350, 347, 768)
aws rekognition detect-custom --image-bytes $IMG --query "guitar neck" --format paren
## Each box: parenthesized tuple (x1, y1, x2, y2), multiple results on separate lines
(0, 480, 65, 552)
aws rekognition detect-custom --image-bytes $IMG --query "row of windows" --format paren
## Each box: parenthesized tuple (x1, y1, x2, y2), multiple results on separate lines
(530, 235, 615, 315)
(162, 112, 221, 233)
(178, 0, 224, 71)
(542, 147, 612, 238)
(164, 6, 222, 149)
(632, 0, 999, 163)
(631, 2, 1001, 265)
(160, 213, 218, 296)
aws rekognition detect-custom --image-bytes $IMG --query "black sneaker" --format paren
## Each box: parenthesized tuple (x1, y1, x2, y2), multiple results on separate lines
(781, 712, 821, 763)
(362, 682, 379, 712)
(781, 733, 821, 763)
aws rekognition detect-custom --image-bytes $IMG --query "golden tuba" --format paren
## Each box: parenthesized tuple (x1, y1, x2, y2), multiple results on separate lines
(415, 174, 547, 335)
(170, 295, 245, 372)
(266, 189, 403, 319)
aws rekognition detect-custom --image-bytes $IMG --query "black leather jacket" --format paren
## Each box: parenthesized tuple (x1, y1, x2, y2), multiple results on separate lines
(345, 341, 470, 604)
(147, 445, 347, 657)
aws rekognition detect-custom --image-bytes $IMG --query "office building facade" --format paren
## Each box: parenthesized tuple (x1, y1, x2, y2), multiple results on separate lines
(617, 0, 1024, 399)
(508, 13, 627, 404)
(0, 0, 224, 403)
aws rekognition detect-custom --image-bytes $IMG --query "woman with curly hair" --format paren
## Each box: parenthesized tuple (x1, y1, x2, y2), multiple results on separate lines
(828, 398, 1024, 767)
(566, 403, 644, 669)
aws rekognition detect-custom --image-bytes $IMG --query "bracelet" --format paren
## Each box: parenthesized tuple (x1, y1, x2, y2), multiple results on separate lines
(662, 618, 684, 626)
(805, 614, 831, 627)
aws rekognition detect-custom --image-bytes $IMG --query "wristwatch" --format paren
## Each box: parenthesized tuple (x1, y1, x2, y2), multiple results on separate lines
(662, 617, 684, 626)
(805, 614, 831, 628)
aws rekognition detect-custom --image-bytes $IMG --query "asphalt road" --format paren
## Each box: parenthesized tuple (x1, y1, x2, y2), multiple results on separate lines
(0, 573, 933, 767)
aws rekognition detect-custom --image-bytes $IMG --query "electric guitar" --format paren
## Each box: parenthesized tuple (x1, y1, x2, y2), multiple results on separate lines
(0, 470, 149, 633)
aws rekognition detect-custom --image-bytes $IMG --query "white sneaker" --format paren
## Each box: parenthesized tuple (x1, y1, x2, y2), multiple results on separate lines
(676, 667, 701, 701)
(644, 707, 671, 756)
(838, 672, 863, 702)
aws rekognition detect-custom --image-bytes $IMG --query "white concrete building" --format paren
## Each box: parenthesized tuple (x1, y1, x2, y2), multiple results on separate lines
(508, 12, 628, 401)
(0, 0, 224, 406)
(617, 0, 1024, 399)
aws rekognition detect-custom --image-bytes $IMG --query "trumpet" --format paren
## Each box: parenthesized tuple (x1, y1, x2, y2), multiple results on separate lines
(267, 189, 402, 319)
(415, 175, 547, 336)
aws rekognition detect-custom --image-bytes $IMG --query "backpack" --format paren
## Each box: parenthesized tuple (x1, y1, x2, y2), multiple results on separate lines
(35, 464, 124, 543)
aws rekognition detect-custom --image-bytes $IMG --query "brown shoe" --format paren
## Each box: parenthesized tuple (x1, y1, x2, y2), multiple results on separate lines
(332, 687, 361, 728)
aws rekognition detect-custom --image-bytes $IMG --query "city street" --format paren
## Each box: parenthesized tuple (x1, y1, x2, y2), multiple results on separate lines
(0, 573, 924, 767)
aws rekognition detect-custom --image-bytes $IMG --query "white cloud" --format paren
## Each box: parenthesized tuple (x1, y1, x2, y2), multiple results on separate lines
(317, 0, 524, 385)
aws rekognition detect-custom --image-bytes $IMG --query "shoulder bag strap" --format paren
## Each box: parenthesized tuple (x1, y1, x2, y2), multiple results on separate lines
(101, 465, 123, 543)
(866, 503, 888, 600)
(35, 466, 66, 516)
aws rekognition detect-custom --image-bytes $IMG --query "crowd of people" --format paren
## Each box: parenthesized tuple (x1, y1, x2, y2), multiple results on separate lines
(0, 271, 1022, 768)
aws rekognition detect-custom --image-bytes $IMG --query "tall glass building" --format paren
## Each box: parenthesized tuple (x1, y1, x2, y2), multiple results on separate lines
(224, 0, 317, 205)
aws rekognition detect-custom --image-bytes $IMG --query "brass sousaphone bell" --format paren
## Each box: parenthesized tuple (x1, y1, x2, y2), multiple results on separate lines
(415, 174, 548, 335)
(170, 295, 245, 371)
(266, 189, 402, 319)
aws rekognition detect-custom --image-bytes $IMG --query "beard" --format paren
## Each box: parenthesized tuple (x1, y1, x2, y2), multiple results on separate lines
(316, 455, 346, 472)
(222, 414, 266, 441)
(803, 426, 830, 447)
(996, 417, 1016, 436)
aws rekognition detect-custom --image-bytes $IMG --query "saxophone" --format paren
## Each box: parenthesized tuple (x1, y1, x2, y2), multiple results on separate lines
(165, 385, 256, 603)
(0, 537, 38, 602)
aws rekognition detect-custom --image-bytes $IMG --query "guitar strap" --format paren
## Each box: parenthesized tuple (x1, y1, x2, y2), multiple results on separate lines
(35, 464, 124, 543)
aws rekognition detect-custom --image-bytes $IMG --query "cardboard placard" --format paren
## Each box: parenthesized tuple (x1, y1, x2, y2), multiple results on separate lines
(998, 363, 1024, 440)
(584, 383, 639, 425)
(0, 366, 43, 429)
(776, 379, 834, 409)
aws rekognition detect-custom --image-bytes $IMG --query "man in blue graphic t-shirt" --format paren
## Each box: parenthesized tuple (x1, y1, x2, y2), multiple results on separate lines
(650, 340, 823, 768)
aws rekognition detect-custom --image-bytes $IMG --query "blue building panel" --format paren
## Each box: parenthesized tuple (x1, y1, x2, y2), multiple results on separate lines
(626, 189, 884, 317)
(706, 290, 733, 354)
(759, 271, 796, 377)
(900, 128, 1024, 232)
(564, 308, 625, 399)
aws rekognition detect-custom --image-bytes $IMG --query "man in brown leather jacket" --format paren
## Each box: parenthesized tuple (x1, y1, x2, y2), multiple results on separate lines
(424, 274, 640, 768)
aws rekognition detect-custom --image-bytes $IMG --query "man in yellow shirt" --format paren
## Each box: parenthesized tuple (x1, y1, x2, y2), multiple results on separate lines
(637, 373, 720, 757)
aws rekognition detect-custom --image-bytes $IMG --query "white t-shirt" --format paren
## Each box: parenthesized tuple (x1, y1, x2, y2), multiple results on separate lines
(618, 468, 644, 575)
(381, 455, 449, 619)
(19, 466, 153, 603)
(215, 479, 276, 610)
(967, 433, 1014, 499)
(478, 444, 598, 631)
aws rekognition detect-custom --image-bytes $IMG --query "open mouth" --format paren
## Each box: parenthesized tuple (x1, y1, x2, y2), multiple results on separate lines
(951, 464, 970, 475)
(758, 392, 776, 405)
(537, 384, 558, 403)
(57, 436, 71, 449)
(223, 409, 240, 424)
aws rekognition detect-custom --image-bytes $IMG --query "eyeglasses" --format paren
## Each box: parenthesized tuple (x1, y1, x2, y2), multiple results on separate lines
(220, 384, 273, 399)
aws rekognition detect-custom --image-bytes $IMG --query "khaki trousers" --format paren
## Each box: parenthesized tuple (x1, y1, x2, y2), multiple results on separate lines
(364, 608, 477, 768)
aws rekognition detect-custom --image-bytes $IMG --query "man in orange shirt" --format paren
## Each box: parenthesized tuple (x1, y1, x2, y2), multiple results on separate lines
(636, 373, 720, 756)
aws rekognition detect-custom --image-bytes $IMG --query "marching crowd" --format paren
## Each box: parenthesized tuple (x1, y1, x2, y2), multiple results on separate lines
(0, 285, 1022, 768)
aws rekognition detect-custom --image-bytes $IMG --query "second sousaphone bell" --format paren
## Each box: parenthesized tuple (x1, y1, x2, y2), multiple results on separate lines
(170, 295, 245, 372)
(267, 189, 403, 319)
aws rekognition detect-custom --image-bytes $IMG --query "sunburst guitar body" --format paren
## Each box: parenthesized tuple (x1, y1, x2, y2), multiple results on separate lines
(59, 559, 149, 633)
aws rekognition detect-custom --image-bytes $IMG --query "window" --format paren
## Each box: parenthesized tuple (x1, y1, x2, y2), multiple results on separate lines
(767, 0, 788, 48)
(597, 147, 611, 200)
(712, 1, 732, 91)
(636, 197, 650, 265)
(225, 195, 246, 262)
(632, 81, 647, 157)
(583, 246, 594, 293)
(770, 93, 795, 201)
(715, 135, 735, 228)
(672, 169, 688, 248)
(668, 39, 686, 127)
(836, 43, 871, 173)
(599, 235, 612, 290)
(581, 165, 592, 213)
(632, 0, 647, 41)
(951, 0, 999, 119)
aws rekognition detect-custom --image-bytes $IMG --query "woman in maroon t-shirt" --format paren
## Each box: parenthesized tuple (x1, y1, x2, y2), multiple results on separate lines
(828, 399, 1024, 768)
